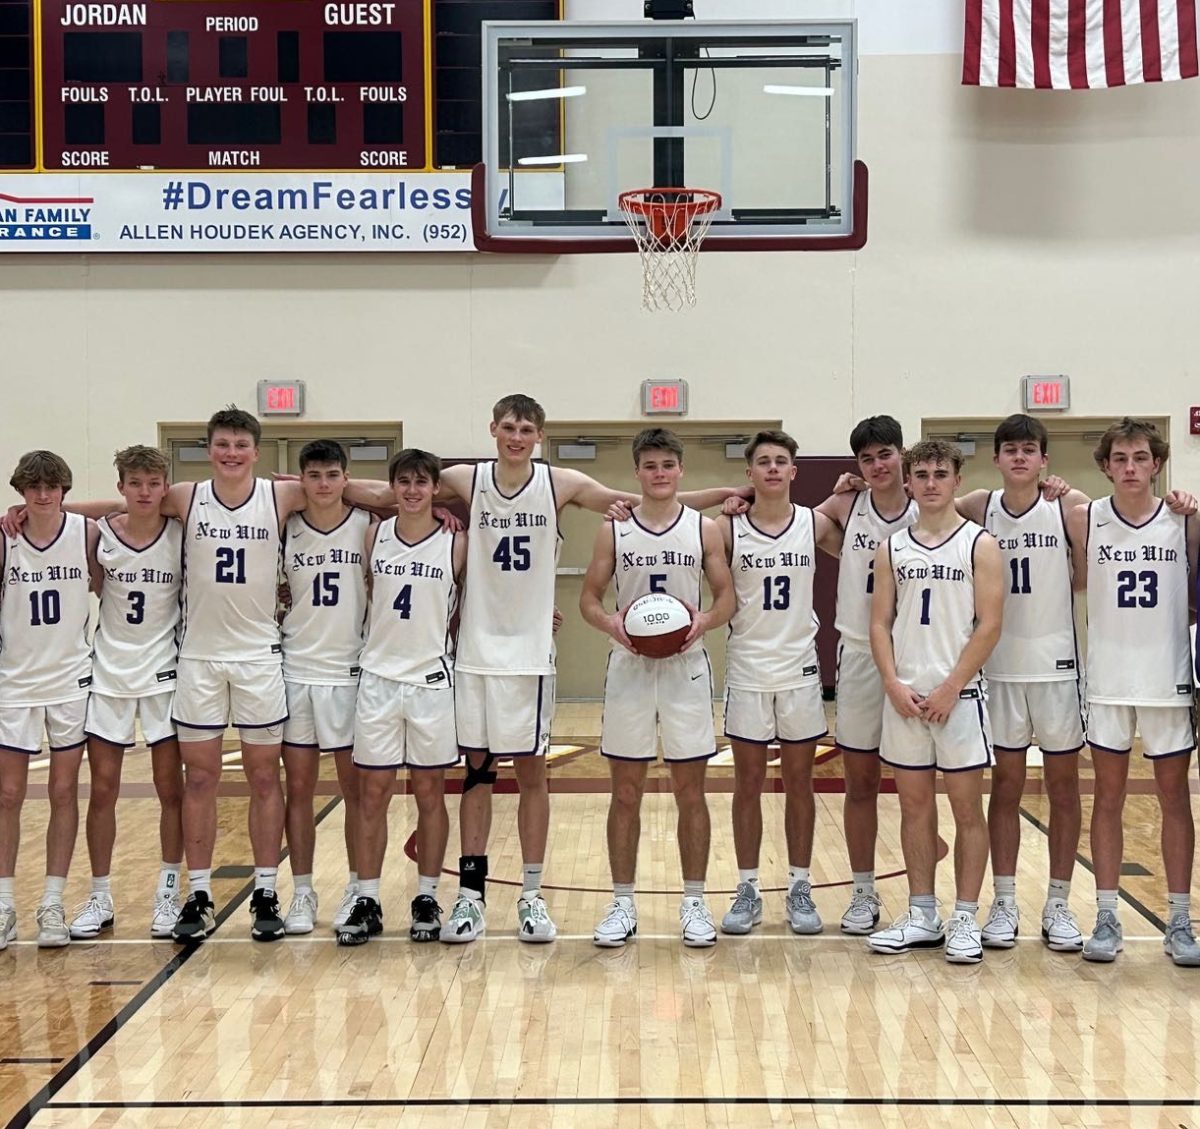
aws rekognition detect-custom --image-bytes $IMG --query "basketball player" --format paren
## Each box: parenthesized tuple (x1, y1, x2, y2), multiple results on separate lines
(866, 439, 1003, 964)
(339, 449, 464, 947)
(278, 440, 371, 935)
(68, 447, 185, 942)
(0, 451, 99, 949)
(345, 394, 743, 945)
(719, 430, 843, 936)
(581, 428, 735, 948)
(1064, 418, 1200, 965)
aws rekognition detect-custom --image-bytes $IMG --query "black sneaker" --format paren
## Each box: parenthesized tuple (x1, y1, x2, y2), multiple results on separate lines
(250, 889, 285, 942)
(172, 891, 216, 944)
(337, 896, 383, 947)
(410, 895, 442, 942)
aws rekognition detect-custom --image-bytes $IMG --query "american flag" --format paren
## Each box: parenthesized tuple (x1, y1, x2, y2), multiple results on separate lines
(963, 0, 1199, 88)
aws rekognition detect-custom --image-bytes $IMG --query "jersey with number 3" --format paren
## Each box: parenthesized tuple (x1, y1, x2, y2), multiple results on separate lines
(281, 508, 371, 685)
(726, 506, 819, 691)
(0, 513, 92, 706)
(835, 490, 918, 646)
(91, 516, 182, 698)
(456, 461, 561, 676)
(888, 521, 986, 696)
(1086, 497, 1191, 706)
(180, 479, 282, 664)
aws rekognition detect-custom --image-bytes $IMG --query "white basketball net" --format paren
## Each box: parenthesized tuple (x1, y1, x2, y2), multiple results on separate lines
(619, 189, 720, 313)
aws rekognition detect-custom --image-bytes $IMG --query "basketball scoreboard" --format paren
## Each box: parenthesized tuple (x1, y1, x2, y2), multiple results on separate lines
(0, 0, 561, 251)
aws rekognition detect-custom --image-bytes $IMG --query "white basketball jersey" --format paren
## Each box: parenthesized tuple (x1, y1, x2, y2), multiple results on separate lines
(91, 516, 182, 698)
(456, 461, 561, 676)
(835, 491, 918, 646)
(0, 513, 92, 706)
(1086, 497, 1192, 706)
(984, 492, 1079, 683)
(726, 506, 820, 691)
(179, 479, 282, 664)
(613, 506, 705, 614)
(359, 520, 458, 687)
(889, 521, 986, 696)
(280, 508, 371, 685)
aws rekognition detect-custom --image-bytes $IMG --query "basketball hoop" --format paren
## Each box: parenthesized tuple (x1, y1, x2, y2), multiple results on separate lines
(618, 187, 721, 312)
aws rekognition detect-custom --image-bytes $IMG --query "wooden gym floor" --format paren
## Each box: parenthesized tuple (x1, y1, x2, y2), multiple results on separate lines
(2, 703, 1199, 1129)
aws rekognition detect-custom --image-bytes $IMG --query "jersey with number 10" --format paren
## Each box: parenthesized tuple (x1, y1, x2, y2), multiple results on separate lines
(1086, 497, 1191, 706)
(456, 461, 561, 676)
(835, 490, 918, 646)
(180, 479, 282, 664)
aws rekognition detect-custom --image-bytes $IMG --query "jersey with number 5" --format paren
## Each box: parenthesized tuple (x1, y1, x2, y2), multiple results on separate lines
(0, 513, 92, 706)
(612, 506, 704, 616)
(359, 519, 458, 686)
(456, 461, 561, 676)
(280, 508, 371, 685)
(1086, 496, 1191, 706)
(179, 479, 282, 664)
(91, 515, 182, 698)
(835, 490, 917, 646)
(888, 520, 986, 696)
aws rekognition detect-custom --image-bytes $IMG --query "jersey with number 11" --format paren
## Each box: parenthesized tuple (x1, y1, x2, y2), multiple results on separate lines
(456, 461, 561, 676)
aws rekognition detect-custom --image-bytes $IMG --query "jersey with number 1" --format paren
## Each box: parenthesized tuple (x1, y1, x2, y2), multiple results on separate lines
(835, 490, 918, 646)
(179, 479, 282, 664)
(888, 520, 986, 696)
(0, 513, 92, 706)
(456, 461, 561, 676)
(1086, 497, 1191, 706)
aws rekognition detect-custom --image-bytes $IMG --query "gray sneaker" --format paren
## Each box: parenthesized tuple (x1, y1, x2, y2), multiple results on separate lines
(1082, 910, 1123, 962)
(720, 881, 763, 935)
(785, 879, 823, 935)
(1163, 915, 1200, 967)
(0, 903, 15, 951)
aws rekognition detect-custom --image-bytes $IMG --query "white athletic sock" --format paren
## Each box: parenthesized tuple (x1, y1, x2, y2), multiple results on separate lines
(993, 875, 1016, 901)
(1096, 890, 1119, 914)
(1046, 877, 1070, 905)
(254, 867, 278, 894)
(41, 875, 66, 908)
(292, 873, 313, 894)
(1168, 892, 1191, 921)
(359, 878, 381, 901)
(788, 866, 811, 888)
(954, 900, 979, 918)
(910, 894, 937, 918)
(348, 871, 359, 887)
(157, 864, 181, 899)
(522, 863, 543, 899)
(738, 868, 759, 888)
(682, 880, 705, 900)
(188, 868, 213, 896)
(91, 875, 113, 897)
(613, 882, 635, 902)
(418, 874, 439, 899)
(0, 877, 14, 908)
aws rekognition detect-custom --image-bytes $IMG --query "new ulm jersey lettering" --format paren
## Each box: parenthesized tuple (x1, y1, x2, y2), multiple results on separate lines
(612, 506, 704, 614)
(835, 491, 918, 644)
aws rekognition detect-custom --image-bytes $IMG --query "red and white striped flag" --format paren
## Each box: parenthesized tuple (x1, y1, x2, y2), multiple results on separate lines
(963, 0, 1199, 88)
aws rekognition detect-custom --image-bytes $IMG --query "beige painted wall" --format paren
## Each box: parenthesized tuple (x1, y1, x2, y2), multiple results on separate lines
(3, 53, 1200, 496)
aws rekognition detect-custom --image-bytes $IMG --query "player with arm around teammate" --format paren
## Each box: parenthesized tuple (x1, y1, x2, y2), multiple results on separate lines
(718, 430, 843, 936)
(278, 440, 371, 935)
(1064, 418, 1200, 966)
(0, 451, 99, 949)
(580, 428, 736, 948)
(68, 446, 186, 943)
(866, 439, 1003, 964)
(338, 450, 465, 946)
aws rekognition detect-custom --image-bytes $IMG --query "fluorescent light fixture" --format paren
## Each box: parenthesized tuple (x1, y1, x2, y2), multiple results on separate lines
(763, 84, 834, 97)
(507, 85, 587, 103)
(517, 154, 589, 166)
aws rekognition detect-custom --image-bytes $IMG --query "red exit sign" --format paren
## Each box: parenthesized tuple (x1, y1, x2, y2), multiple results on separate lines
(1021, 375, 1070, 412)
(642, 379, 689, 415)
(257, 380, 306, 416)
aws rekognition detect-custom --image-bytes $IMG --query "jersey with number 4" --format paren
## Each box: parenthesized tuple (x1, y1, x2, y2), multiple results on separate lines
(180, 479, 282, 664)
(91, 516, 182, 698)
(835, 490, 918, 646)
(359, 520, 458, 687)
(456, 461, 561, 676)
(281, 508, 371, 685)
(1086, 497, 1191, 706)
(984, 492, 1078, 682)
(0, 513, 92, 706)
(726, 506, 820, 691)
(888, 520, 986, 696)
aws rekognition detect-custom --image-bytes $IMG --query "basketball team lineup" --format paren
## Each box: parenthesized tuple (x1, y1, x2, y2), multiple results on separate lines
(2, 394, 1197, 973)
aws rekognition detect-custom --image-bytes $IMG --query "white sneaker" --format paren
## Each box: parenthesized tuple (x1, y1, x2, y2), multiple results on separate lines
(594, 898, 638, 948)
(945, 911, 984, 963)
(440, 893, 486, 944)
(981, 897, 1019, 949)
(284, 889, 319, 935)
(517, 895, 557, 943)
(867, 907, 945, 954)
(150, 892, 181, 939)
(840, 888, 882, 935)
(1040, 902, 1084, 953)
(36, 902, 70, 948)
(680, 896, 717, 948)
(331, 883, 359, 931)
(0, 903, 15, 951)
(69, 893, 115, 939)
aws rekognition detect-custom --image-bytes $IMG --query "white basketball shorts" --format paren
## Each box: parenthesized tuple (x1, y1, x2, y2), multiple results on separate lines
(1086, 703, 1195, 759)
(455, 671, 554, 758)
(173, 658, 287, 741)
(880, 685, 993, 773)
(724, 684, 828, 746)
(85, 690, 176, 748)
(0, 698, 87, 754)
(601, 647, 715, 762)
(282, 681, 358, 752)
(988, 679, 1084, 756)
(353, 671, 458, 770)
(833, 642, 885, 754)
